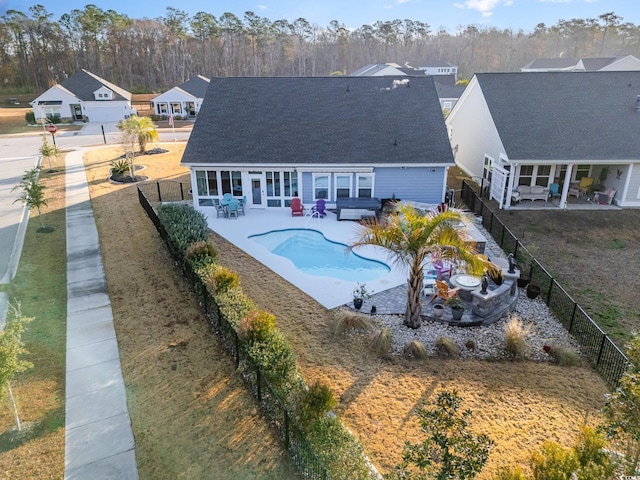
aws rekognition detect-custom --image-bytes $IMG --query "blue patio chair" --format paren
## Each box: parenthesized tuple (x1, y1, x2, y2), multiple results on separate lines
(238, 195, 247, 215)
(226, 200, 239, 219)
(221, 193, 234, 205)
(213, 198, 226, 218)
(549, 183, 560, 198)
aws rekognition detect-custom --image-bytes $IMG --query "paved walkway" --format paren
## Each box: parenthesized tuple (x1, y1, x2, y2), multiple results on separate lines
(64, 150, 138, 479)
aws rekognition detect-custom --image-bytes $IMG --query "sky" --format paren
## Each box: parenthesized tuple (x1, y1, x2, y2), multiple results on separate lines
(1, 0, 639, 33)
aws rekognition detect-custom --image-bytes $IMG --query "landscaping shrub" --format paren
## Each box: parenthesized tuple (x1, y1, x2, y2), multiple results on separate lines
(150, 114, 161, 121)
(504, 317, 531, 358)
(298, 380, 337, 432)
(547, 344, 581, 366)
(213, 285, 255, 328)
(331, 309, 372, 336)
(199, 264, 240, 297)
(436, 336, 460, 358)
(465, 339, 477, 350)
(491, 465, 527, 479)
(572, 425, 616, 480)
(247, 330, 297, 387)
(110, 158, 130, 175)
(158, 203, 209, 256)
(25, 110, 35, 123)
(239, 309, 276, 343)
(185, 240, 217, 270)
(307, 415, 378, 480)
(529, 441, 578, 480)
(403, 340, 428, 360)
(371, 328, 392, 357)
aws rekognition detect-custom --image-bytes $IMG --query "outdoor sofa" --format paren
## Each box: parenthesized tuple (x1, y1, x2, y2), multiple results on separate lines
(515, 185, 549, 202)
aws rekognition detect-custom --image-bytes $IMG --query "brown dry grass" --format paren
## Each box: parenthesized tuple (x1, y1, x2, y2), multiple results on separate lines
(83, 146, 298, 479)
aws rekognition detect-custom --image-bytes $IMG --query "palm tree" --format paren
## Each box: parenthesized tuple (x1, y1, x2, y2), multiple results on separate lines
(350, 204, 496, 329)
(117, 115, 159, 154)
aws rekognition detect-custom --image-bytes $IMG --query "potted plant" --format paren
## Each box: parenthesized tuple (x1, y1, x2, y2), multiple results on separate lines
(432, 303, 445, 319)
(352, 283, 373, 310)
(447, 296, 465, 321)
(526, 283, 541, 299)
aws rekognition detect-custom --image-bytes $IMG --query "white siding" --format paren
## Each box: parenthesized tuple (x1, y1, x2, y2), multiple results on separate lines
(445, 77, 507, 181)
(30, 86, 79, 121)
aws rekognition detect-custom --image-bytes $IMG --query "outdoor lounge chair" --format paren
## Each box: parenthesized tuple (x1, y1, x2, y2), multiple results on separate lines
(549, 183, 560, 198)
(311, 199, 326, 218)
(226, 200, 239, 219)
(430, 279, 460, 304)
(290, 197, 304, 216)
(213, 199, 226, 218)
(593, 187, 616, 205)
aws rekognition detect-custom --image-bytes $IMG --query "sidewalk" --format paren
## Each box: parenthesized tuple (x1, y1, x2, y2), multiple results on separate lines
(64, 150, 138, 479)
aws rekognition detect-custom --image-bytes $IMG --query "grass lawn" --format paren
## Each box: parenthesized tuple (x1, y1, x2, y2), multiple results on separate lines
(0, 107, 82, 135)
(0, 156, 67, 478)
(83, 145, 610, 478)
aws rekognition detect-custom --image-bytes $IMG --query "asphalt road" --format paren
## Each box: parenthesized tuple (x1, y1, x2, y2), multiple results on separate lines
(0, 124, 191, 284)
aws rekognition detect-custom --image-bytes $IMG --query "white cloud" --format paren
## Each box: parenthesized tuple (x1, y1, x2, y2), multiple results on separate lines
(397, 0, 411, 4)
(384, 4, 393, 9)
(257, 5, 268, 11)
(454, 0, 516, 17)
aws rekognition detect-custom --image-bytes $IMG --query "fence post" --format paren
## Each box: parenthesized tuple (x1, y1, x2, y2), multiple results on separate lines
(569, 302, 578, 333)
(235, 331, 240, 368)
(596, 335, 607, 365)
(284, 411, 290, 451)
(546, 279, 554, 306)
(256, 366, 262, 403)
(489, 211, 494, 234)
(156, 182, 162, 202)
(500, 225, 506, 248)
(179, 182, 184, 201)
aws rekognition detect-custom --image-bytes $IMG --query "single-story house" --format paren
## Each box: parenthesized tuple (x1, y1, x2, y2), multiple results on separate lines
(418, 61, 458, 82)
(350, 63, 427, 77)
(181, 76, 455, 212)
(446, 71, 640, 208)
(151, 75, 210, 118)
(30, 69, 133, 123)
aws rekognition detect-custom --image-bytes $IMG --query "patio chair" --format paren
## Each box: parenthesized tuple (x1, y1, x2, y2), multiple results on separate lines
(593, 187, 616, 205)
(238, 195, 247, 215)
(577, 177, 593, 195)
(226, 200, 239, 219)
(430, 279, 460, 304)
(213, 199, 226, 218)
(549, 183, 560, 198)
(433, 260, 453, 280)
(311, 199, 326, 218)
(290, 197, 304, 216)
(221, 193, 234, 205)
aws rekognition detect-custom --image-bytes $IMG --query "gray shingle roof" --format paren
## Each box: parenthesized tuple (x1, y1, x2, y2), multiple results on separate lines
(475, 71, 640, 161)
(579, 57, 618, 71)
(60, 69, 131, 101)
(521, 58, 578, 70)
(182, 76, 454, 166)
(177, 75, 210, 98)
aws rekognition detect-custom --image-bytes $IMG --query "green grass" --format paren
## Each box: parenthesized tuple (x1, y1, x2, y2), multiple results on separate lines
(0, 168, 66, 472)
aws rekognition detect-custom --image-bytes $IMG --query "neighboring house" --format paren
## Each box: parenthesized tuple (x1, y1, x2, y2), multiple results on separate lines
(181, 76, 454, 211)
(30, 69, 133, 123)
(446, 71, 640, 209)
(520, 58, 578, 72)
(574, 55, 640, 71)
(418, 61, 458, 82)
(151, 75, 210, 118)
(435, 82, 465, 116)
(521, 55, 640, 72)
(350, 63, 426, 77)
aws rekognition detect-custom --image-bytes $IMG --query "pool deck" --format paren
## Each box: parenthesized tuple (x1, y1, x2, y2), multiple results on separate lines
(199, 207, 407, 309)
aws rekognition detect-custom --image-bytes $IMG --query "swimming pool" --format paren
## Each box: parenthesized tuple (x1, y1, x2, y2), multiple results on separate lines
(249, 228, 390, 281)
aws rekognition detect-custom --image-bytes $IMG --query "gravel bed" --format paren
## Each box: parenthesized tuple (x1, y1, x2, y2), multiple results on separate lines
(368, 289, 580, 361)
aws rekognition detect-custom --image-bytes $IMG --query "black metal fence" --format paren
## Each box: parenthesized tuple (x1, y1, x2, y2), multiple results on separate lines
(138, 184, 330, 480)
(461, 180, 628, 387)
(138, 180, 191, 203)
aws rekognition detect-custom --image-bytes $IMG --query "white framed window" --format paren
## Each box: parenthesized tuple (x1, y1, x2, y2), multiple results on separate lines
(535, 165, 551, 187)
(356, 174, 374, 198)
(574, 164, 591, 181)
(335, 174, 352, 198)
(313, 174, 330, 200)
(158, 103, 168, 115)
(518, 165, 533, 186)
(171, 102, 181, 114)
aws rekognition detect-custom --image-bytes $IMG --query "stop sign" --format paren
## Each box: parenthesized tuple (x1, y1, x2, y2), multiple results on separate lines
(47, 124, 57, 134)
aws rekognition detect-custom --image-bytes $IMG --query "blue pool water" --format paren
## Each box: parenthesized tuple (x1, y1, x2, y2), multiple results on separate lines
(249, 229, 390, 281)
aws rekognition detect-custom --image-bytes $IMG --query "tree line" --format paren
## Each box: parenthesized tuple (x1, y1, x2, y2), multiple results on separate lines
(1, 5, 638, 94)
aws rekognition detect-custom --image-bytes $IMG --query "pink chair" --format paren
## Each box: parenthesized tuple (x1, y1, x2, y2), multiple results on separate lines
(593, 188, 616, 205)
(290, 197, 304, 216)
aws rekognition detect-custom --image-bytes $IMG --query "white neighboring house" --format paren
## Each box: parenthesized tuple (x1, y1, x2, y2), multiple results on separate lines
(521, 55, 640, 72)
(418, 61, 458, 82)
(30, 69, 133, 123)
(151, 75, 210, 118)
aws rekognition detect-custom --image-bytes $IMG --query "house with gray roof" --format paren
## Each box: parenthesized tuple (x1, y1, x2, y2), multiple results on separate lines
(151, 75, 210, 118)
(521, 55, 640, 72)
(181, 76, 454, 212)
(30, 69, 133, 123)
(446, 71, 640, 209)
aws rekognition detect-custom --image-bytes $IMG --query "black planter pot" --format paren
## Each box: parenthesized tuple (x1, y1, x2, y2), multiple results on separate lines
(451, 306, 464, 321)
(517, 277, 531, 288)
(526, 284, 541, 299)
(353, 298, 363, 310)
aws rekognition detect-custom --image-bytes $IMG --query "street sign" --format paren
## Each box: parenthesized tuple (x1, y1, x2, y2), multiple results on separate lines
(47, 124, 57, 134)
